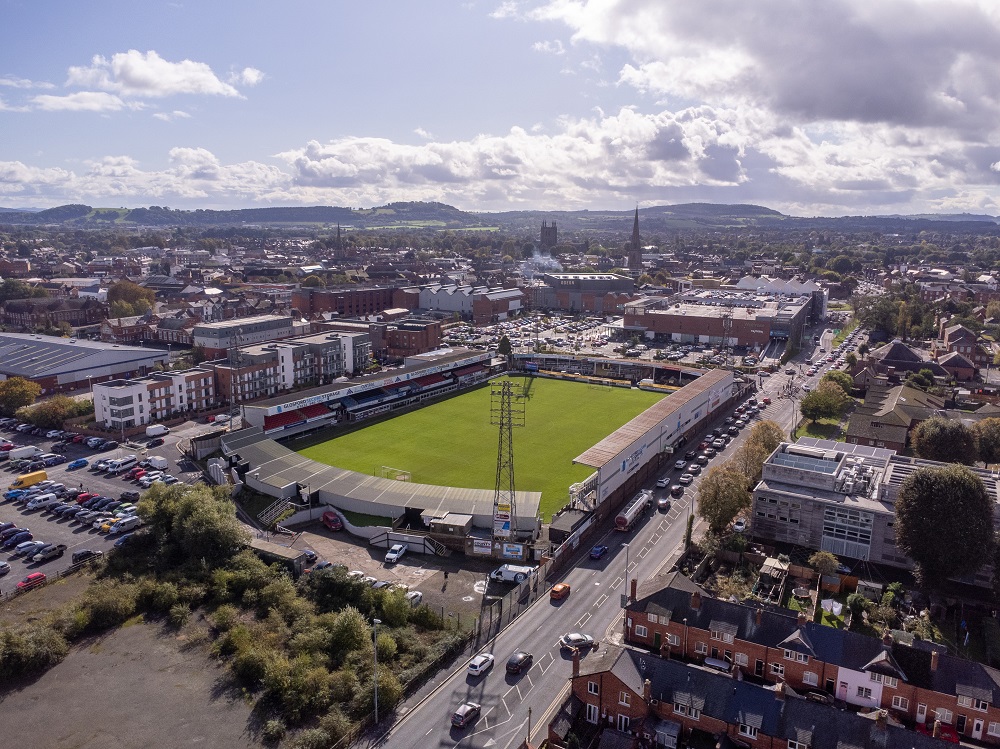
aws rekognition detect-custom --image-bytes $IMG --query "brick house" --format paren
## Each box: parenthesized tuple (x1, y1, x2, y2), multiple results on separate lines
(1, 297, 106, 330)
(622, 573, 1000, 744)
(941, 324, 993, 368)
(555, 642, 951, 749)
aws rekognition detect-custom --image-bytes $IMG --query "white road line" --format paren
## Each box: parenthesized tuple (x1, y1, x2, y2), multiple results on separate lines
(610, 576, 623, 590)
(649, 532, 660, 544)
(595, 593, 609, 608)
(638, 546, 649, 559)
(576, 611, 592, 627)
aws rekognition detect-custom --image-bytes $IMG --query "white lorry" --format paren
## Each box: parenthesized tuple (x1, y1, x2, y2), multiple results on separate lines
(145, 424, 170, 438)
(144, 455, 169, 471)
(9, 445, 42, 461)
(489, 564, 536, 583)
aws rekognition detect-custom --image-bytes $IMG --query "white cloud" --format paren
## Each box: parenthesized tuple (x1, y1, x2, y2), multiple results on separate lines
(0, 76, 54, 89)
(414, 127, 434, 139)
(31, 91, 128, 112)
(153, 110, 191, 122)
(229, 67, 264, 87)
(66, 50, 244, 98)
(532, 40, 565, 55)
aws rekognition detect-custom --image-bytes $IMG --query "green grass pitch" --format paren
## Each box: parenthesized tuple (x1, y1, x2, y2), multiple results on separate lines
(296, 375, 664, 520)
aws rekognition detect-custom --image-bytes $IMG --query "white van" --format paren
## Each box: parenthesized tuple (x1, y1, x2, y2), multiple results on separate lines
(26, 492, 58, 510)
(110, 515, 142, 534)
(106, 456, 138, 475)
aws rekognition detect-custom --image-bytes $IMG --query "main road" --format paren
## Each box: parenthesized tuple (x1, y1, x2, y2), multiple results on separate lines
(373, 358, 806, 749)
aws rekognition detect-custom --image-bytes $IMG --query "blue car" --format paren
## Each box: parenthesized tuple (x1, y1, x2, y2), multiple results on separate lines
(589, 544, 609, 560)
(113, 533, 133, 548)
(3, 530, 32, 549)
(67, 458, 88, 470)
(4, 489, 27, 500)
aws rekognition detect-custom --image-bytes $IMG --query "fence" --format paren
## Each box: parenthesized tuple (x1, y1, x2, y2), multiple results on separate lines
(0, 554, 104, 603)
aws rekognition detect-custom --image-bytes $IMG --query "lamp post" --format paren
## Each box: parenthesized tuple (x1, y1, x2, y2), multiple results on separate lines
(373, 618, 382, 724)
(622, 542, 630, 605)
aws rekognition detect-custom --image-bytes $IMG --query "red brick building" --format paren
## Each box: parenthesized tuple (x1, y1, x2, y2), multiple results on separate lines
(292, 286, 396, 317)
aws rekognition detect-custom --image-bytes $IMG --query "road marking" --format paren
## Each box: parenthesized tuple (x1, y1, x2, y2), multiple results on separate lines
(638, 546, 649, 559)
(649, 532, 660, 544)
(595, 593, 608, 608)
(610, 576, 623, 590)
(576, 611, 592, 627)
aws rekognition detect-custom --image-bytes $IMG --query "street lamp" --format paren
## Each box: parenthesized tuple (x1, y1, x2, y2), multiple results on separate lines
(622, 542, 630, 605)
(373, 618, 382, 724)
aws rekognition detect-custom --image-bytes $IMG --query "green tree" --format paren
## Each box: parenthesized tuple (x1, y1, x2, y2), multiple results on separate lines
(986, 300, 1000, 321)
(911, 416, 978, 464)
(0, 377, 42, 417)
(808, 550, 839, 578)
(975, 418, 1000, 465)
(496, 335, 512, 359)
(853, 295, 897, 336)
(821, 369, 854, 397)
(696, 466, 750, 534)
(191, 344, 208, 365)
(302, 274, 326, 288)
(858, 342, 870, 357)
(895, 465, 995, 589)
(729, 421, 785, 488)
(17, 394, 82, 428)
(799, 380, 847, 422)
(845, 352, 858, 369)
(107, 280, 155, 315)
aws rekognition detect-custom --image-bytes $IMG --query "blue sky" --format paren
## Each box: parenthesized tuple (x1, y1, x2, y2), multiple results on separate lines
(3, 0, 1000, 216)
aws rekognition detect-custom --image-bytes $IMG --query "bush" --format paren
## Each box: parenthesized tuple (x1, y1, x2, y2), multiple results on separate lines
(0, 624, 70, 679)
(318, 706, 352, 745)
(168, 603, 191, 629)
(211, 604, 240, 633)
(288, 727, 331, 749)
(262, 719, 286, 744)
(80, 580, 139, 632)
(232, 646, 273, 688)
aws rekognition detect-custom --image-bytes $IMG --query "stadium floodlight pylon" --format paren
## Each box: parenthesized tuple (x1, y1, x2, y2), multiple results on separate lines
(490, 380, 526, 542)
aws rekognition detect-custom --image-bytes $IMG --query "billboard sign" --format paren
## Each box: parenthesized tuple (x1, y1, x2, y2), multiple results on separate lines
(472, 539, 493, 555)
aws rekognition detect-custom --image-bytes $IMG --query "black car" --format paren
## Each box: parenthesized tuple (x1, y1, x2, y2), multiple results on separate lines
(147, 438, 165, 448)
(71, 549, 103, 564)
(506, 650, 533, 675)
(25, 460, 45, 471)
(684, 450, 697, 460)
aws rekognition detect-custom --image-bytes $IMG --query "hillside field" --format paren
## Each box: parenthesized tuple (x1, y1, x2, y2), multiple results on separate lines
(297, 376, 664, 519)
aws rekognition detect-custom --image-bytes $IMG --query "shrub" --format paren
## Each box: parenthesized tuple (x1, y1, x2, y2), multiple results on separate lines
(261, 719, 286, 744)
(80, 580, 139, 631)
(168, 603, 191, 629)
(232, 646, 273, 688)
(211, 604, 240, 633)
(375, 632, 398, 662)
(0, 624, 70, 679)
(318, 706, 352, 745)
(288, 727, 331, 749)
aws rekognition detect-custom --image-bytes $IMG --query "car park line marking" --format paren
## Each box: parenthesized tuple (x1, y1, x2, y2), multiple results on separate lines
(610, 576, 623, 590)
(638, 546, 649, 559)
(595, 593, 608, 608)
(576, 611, 592, 628)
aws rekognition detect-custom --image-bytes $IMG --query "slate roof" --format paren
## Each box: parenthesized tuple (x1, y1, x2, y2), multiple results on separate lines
(938, 351, 976, 369)
(588, 645, 953, 749)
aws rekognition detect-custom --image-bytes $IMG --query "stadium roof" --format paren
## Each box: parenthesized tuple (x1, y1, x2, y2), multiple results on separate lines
(573, 369, 732, 469)
(222, 427, 540, 528)
(0, 332, 167, 379)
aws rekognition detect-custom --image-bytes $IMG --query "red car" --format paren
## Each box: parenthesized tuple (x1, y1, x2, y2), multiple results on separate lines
(125, 466, 143, 479)
(75, 492, 97, 504)
(72, 434, 87, 443)
(133, 469, 147, 480)
(0, 443, 14, 451)
(17, 572, 46, 591)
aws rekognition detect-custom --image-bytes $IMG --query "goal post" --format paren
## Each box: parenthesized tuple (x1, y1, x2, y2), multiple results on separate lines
(379, 466, 412, 482)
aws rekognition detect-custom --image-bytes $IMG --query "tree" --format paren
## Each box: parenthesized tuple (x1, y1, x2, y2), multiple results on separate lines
(729, 420, 786, 488)
(107, 280, 155, 316)
(799, 380, 847, 422)
(496, 335, 512, 360)
(986, 300, 1000, 321)
(853, 295, 897, 336)
(911, 416, 978, 465)
(302, 274, 326, 288)
(975, 418, 1000, 465)
(895, 464, 995, 589)
(858, 342, 870, 357)
(821, 370, 854, 397)
(808, 550, 839, 579)
(0, 377, 41, 417)
(845, 352, 858, 369)
(746, 420, 785, 457)
(696, 467, 751, 534)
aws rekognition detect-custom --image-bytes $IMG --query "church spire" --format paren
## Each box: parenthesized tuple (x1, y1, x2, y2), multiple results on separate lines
(631, 205, 640, 249)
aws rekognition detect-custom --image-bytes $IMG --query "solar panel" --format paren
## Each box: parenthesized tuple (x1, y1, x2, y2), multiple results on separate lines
(771, 451, 840, 475)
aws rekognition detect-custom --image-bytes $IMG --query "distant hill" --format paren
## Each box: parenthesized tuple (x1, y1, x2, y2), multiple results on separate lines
(0, 200, 997, 234)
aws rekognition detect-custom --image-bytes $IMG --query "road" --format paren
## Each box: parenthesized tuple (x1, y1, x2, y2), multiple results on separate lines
(374, 365, 805, 749)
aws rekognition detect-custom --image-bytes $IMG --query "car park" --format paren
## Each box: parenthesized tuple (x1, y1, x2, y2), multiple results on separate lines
(67, 458, 88, 470)
(0, 560, 8, 575)
(13, 540, 46, 558)
(467, 653, 495, 677)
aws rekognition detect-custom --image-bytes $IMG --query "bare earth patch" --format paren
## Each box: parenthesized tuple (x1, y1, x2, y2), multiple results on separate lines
(0, 612, 265, 749)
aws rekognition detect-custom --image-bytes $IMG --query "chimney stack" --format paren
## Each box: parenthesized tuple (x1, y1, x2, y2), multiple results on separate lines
(882, 632, 893, 647)
(797, 611, 807, 627)
(931, 649, 939, 672)
(572, 649, 581, 678)
(631, 578, 637, 601)
(755, 608, 763, 626)
(643, 678, 651, 703)
(691, 591, 702, 610)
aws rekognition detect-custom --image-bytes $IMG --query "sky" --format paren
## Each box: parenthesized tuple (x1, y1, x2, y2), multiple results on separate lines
(3, 0, 1000, 217)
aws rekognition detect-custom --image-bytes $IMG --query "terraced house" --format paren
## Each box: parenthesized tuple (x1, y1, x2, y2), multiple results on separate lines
(622, 573, 1000, 745)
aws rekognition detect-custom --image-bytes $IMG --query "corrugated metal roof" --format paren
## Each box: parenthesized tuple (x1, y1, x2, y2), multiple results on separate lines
(0, 332, 166, 378)
(573, 369, 731, 469)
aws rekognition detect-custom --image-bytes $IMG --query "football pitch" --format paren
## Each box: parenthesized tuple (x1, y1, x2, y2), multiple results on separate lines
(296, 376, 664, 520)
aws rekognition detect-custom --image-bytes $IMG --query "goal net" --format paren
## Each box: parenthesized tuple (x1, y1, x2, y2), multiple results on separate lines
(379, 466, 412, 482)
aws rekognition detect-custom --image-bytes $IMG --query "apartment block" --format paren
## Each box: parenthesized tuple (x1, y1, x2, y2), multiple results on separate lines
(192, 314, 310, 358)
(93, 367, 216, 429)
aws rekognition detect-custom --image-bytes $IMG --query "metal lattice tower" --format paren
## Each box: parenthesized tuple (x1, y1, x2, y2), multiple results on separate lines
(490, 380, 526, 541)
(721, 310, 733, 368)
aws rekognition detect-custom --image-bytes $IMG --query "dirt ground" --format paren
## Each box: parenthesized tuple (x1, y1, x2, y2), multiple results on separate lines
(0, 606, 265, 749)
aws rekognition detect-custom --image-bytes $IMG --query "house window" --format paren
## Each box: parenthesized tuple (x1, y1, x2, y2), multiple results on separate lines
(958, 696, 972, 708)
(784, 649, 794, 660)
(695, 642, 708, 655)
(803, 671, 819, 686)
(711, 630, 734, 643)
(796, 653, 809, 664)
(617, 714, 630, 732)
(987, 722, 1000, 737)
(674, 702, 688, 716)
(936, 708, 953, 724)
(975, 699, 989, 712)
(619, 691, 631, 707)
(857, 687, 873, 699)
(788, 742, 808, 749)
(586, 703, 599, 724)
(667, 633, 680, 646)
(870, 673, 898, 689)
(735, 653, 749, 667)
(771, 663, 785, 677)
(648, 613, 658, 623)
(635, 625, 648, 638)
(739, 724, 759, 739)
(892, 696, 909, 710)
(588, 681, 599, 696)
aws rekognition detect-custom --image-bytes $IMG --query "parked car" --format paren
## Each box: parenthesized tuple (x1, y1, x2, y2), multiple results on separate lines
(45, 429, 63, 439)
(655, 477, 670, 489)
(385, 543, 407, 564)
(0, 560, 9, 575)
(147, 438, 165, 448)
(3, 530, 32, 548)
(72, 549, 104, 564)
(678, 473, 694, 485)
(32, 543, 66, 562)
(16, 572, 46, 591)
